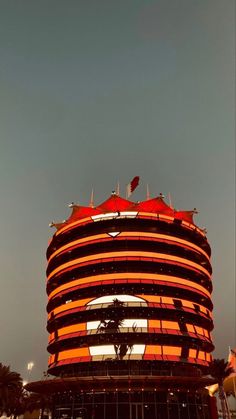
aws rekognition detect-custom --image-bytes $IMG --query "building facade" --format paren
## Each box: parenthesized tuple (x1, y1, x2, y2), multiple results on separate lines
(28, 192, 217, 419)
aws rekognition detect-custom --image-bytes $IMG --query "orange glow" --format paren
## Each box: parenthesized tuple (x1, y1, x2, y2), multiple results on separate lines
(49, 231, 210, 263)
(137, 295, 161, 303)
(138, 295, 211, 317)
(49, 347, 212, 366)
(186, 324, 195, 333)
(53, 298, 92, 315)
(145, 345, 162, 355)
(161, 297, 173, 304)
(181, 300, 194, 308)
(198, 351, 205, 360)
(58, 347, 90, 361)
(48, 332, 55, 342)
(206, 353, 212, 362)
(189, 349, 197, 358)
(195, 326, 203, 335)
(162, 321, 179, 330)
(53, 210, 205, 239)
(162, 346, 181, 356)
(48, 354, 55, 365)
(48, 323, 87, 343)
(47, 251, 211, 281)
(149, 320, 161, 328)
(48, 233, 109, 262)
(55, 217, 92, 236)
(48, 272, 211, 302)
(203, 329, 210, 338)
(58, 323, 86, 336)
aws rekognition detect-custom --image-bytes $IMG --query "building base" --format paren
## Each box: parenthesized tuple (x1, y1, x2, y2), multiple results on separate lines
(26, 375, 218, 419)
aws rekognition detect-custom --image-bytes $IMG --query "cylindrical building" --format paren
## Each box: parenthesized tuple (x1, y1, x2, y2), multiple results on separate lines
(28, 191, 217, 419)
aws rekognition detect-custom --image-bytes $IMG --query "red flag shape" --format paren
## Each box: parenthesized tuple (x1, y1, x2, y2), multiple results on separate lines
(127, 176, 140, 198)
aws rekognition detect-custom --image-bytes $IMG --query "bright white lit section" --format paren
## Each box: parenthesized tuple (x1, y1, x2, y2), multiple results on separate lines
(131, 345, 145, 354)
(122, 319, 147, 328)
(91, 212, 138, 222)
(86, 318, 148, 330)
(88, 295, 145, 305)
(89, 344, 145, 356)
(108, 232, 120, 237)
(87, 321, 100, 330)
(90, 345, 116, 355)
(92, 213, 119, 221)
(120, 211, 138, 217)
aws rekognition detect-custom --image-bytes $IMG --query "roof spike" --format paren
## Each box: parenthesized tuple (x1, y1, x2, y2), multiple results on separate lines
(168, 192, 173, 209)
(49, 220, 66, 230)
(146, 184, 150, 200)
(116, 181, 120, 196)
(89, 188, 94, 208)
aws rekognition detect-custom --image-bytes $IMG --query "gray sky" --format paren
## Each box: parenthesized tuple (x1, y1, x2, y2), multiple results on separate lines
(0, 0, 235, 381)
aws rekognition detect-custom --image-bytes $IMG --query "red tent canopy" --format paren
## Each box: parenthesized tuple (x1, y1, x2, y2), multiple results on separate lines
(97, 194, 133, 212)
(134, 196, 174, 216)
(67, 205, 102, 222)
(174, 210, 197, 224)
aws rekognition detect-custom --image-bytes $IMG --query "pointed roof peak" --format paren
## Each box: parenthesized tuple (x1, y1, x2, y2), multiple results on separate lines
(98, 194, 133, 212)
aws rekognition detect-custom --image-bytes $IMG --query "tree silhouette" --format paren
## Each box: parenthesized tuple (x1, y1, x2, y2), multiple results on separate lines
(209, 358, 234, 419)
(96, 299, 137, 360)
(0, 363, 22, 416)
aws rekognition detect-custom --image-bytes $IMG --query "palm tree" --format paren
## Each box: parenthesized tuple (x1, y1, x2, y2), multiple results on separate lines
(23, 392, 53, 419)
(209, 358, 234, 419)
(96, 299, 138, 360)
(0, 363, 22, 416)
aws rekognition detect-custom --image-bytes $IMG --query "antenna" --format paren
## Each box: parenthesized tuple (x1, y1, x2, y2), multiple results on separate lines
(116, 181, 120, 196)
(146, 184, 150, 200)
(168, 192, 173, 209)
(90, 188, 94, 208)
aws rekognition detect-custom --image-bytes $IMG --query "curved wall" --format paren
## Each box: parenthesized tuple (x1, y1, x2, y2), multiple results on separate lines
(47, 197, 214, 377)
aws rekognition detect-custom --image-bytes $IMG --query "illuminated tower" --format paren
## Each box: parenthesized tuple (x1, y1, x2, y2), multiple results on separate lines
(28, 191, 217, 419)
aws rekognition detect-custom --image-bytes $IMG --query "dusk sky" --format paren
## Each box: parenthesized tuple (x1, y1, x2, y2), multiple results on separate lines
(0, 1, 235, 382)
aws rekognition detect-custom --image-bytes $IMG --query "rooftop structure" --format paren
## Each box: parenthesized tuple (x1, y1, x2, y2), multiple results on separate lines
(28, 187, 217, 419)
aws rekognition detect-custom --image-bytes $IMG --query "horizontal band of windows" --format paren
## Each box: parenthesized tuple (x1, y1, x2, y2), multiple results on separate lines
(48, 355, 210, 374)
(48, 297, 211, 323)
(48, 272, 211, 306)
(47, 332, 213, 356)
(47, 251, 211, 282)
(46, 240, 212, 287)
(48, 319, 210, 340)
(48, 216, 210, 261)
(47, 293, 211, 318)
(47, 302, 213, 336)
(47, 241, 211, 281)
(48, 295, 209, 320)
(48, 345, 212, 365)
(48, 232, 210, 264)
(54, 212, 205, 239)
(47, 264, 211, 302)
(48, 326, 211, 345)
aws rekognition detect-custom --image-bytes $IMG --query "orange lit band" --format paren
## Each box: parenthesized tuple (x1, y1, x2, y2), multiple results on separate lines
(47, 251, 211, 282)
(48, 321, 211, 344)
(48, 232, 210, 263)
(48, 346, 212, 367)
(48, 272, 211, 304)
(54, 211, 205, 238)
(48, 293, 212, 322)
